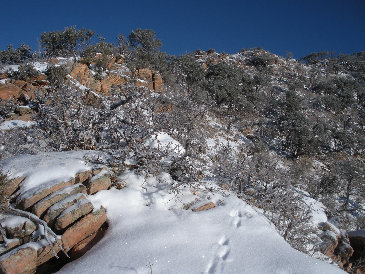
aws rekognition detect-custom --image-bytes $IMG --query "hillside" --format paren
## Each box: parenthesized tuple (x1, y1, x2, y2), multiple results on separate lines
(0, 27, 364, 273)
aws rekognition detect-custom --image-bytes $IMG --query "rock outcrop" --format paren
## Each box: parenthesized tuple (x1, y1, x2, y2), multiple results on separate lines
(0, 166, 113, 273)
(319, 222, 354, 272)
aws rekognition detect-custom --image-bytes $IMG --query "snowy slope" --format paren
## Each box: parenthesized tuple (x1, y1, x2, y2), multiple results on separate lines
(58, 171, 343, 274)
(0, 152, 344, 274)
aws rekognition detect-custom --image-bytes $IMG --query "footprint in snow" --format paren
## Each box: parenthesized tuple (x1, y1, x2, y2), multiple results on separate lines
(206, 235, 231, 274)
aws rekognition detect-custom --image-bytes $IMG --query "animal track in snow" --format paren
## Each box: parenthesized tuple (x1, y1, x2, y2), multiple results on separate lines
(206, 235, 231, 274)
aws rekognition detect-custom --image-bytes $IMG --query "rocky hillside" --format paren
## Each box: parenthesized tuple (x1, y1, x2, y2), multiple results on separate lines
(0, 27, 364, 273)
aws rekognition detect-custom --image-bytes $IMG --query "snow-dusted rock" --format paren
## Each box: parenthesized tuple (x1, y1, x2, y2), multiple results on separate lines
(54, 200, 94, 232)
(16, 177, 75, 210)
(32, 183, 87, 217)
(43, 193, 86, 226)
(0, 216, 36, 238)
(0, 244, 37, 274)
(61, 207, 107, 251)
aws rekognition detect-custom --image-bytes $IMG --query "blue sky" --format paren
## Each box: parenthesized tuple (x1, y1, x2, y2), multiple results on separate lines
(1, 0, 364, 58)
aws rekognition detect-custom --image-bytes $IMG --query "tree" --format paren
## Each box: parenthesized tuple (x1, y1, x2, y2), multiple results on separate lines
(0, 44, 32, 64)
(40, 26, 94, 57)
(128, 28, 165, 70)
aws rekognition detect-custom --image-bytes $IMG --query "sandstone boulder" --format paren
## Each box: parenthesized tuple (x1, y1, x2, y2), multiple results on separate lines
(35, 241, 61, 267)
(32, 184, 86, 217)
(1, 216, 36, 238)
(0, 244, 37, 274)
(54, 200, 94, 232)
(43, 193, 86, 226)
(0, 239, 20, 256)
(319, 222, 354, 270)
(16, 177, 75, 210)
(0, 83, 22, 100)
(87, 176, 111, 195)
(70, 63, 92, 86)
(192, 202, 216, 212)
(62, 207, 107, 251)
(75, 170, 91, 184)
(69, 232, 98, 259)
(2, 176, 25, 198)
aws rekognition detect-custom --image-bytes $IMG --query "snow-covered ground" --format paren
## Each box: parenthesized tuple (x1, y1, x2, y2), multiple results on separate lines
(0, 152, 344, 274)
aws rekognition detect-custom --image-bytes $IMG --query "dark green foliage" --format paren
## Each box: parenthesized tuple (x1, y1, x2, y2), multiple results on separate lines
(301, 51, 331, 65)
(129, 28, 162, 52)
(45, 65, 68, 88)
(81, 37, 117, 78)
(128, 28, 166, 70)
(0, 44, 32, 64)
(12, 64, 39, 80)
(280, 90, 315, 158)
(41, 26, 95, 57)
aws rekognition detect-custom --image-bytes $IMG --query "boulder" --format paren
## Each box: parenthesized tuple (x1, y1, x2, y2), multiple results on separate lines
(11, 80, 37, 93)
(0, 216, 36, 238)
(75, 170, 91, 184)
(192, 202, 216, 212)
(43, 193, 86, 226)
(0, 244, 37, 274)
(32, 184, 87, 217)
(87, 176, 111, 195)
(70, 63, 92, 86)
(319, 222, 354, 270)
(16, 177, 75, 210)
(35, 240, 61, 266)
(69, 231, 98, 259)
(0, 239, 21, 256)
(62, 207, 107, 251)
(0, 83, 22, 100)
(2, 176, 25, 198)
(0, 73, 8, 80)
(54, 200, 94, 232)
(135, 68, 154, 90)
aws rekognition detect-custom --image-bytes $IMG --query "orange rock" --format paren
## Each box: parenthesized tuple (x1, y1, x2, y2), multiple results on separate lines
(3, 176, 25, 197)
(2, 217, 36, 238)
(54, 200, 94, 232)
(192, 202, 216, 212)
(62, 208, 107, 251)
(69, 232, 98, 258)
(135, 68, 154, 90)
(70, 63, 91, 86)
(0, 245, 37, 274)
(5, 114, 33, 122)
(87, 176, 111, 195)
(0, 73, 8, 80)
(36, 241, 61, 266)
(32, 184, 87, 217)
(43, 194, 86, 225)
(16, 178, 75, 210)
(0, 239, 21, 256)
(75, 170, 91, 184)
(0, 83, 22, 100)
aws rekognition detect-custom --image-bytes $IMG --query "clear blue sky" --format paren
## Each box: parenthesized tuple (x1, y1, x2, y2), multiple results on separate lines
(1, 0, 364, 58)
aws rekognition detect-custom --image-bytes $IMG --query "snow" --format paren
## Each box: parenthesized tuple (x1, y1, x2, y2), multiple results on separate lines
(0, 120, 36, 130)
(0, 216, 31, 228)
(0, 151, 93, 192)
(0, 152, 344, 273)
(58, 170, 344, 274)
(145, 132, 185, 155)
